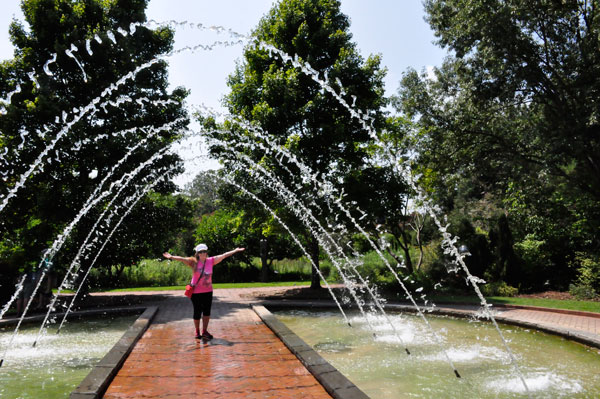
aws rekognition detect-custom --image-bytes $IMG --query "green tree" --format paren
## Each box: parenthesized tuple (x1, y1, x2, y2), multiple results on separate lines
(209, 0, 389, 289)
(395, 0, 600, 289)
(218, 180, 304, 282)
(183, 169, 222, 215)
(0, 0, 189, 297)
(81, 191, 196, 287)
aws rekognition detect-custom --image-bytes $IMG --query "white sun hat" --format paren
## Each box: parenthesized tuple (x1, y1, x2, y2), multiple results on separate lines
(194, 243, 208, 252)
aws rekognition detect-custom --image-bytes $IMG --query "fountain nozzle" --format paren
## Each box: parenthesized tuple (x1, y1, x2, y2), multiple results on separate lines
(454, 369, 461, 378)
(405, 348, 410, 355)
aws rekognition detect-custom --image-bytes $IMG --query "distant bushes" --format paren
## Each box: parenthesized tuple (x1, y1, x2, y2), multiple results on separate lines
(568, 253, 600, 300)
(87, 259, 191, 289)
(480, 281, 519, 297)
(88, 257, 328, 289)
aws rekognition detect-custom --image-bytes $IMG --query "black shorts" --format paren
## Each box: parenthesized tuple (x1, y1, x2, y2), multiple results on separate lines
(190, 291, 213, 319)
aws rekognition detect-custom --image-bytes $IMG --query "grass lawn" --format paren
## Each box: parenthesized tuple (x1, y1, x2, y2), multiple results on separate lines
(98, 281, 312, 292)
(429, 295, 600, 314)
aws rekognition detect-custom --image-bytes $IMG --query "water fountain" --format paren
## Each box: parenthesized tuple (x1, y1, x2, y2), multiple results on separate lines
(275, 309, 600, 398)
(0, 313, 139, 399)
(0, 14, 596, 398)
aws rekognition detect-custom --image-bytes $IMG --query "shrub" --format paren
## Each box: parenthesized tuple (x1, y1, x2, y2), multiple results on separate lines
(212, 261, 260, 283)
(569, 284, 597, 300)
(481, 281, 519, 297)
(513, 234, 551, 290)
(568, 253, 600, 300)
(267, 257, 313, 281)
(88, 258, 261, 289)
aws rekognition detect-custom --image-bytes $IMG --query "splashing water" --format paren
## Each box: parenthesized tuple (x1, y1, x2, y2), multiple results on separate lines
(0, 17, 582, 397)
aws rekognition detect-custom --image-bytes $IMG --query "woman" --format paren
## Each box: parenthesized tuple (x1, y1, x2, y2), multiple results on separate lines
(163, 244, 244, 340)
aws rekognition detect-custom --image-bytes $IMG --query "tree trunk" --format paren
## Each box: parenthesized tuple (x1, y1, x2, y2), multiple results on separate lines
(416, 240, 424, 271)
(309, 236, 321, 289)
(112, 264, 126, 287)
(410, 213, 425, 271)
(402, 244, 413, 274)
(260, 238, 269, 283)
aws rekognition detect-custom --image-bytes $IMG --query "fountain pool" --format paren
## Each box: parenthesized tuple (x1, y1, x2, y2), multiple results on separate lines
(275, 309, 600, 398)
(0, 313, 139, 399)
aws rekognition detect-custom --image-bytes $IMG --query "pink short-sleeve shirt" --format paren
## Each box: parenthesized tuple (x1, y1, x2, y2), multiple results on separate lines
(191, 257, 214, 294)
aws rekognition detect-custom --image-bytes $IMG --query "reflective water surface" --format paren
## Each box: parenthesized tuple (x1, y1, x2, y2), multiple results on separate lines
(0, 314, 138, 399)
(275, 309, 600, 398)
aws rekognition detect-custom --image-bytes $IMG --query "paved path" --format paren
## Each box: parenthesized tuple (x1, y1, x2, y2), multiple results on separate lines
(401, 302, 600, 339)
(102, 288, 332, 399)
(100, 288, 600, 398)
(495, 306, 600, 335)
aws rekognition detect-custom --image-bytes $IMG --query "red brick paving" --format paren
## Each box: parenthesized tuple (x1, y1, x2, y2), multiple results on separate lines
(495, 307, 600, 335)
(102, 289, 331, 398)
(414, 302, 600, 337)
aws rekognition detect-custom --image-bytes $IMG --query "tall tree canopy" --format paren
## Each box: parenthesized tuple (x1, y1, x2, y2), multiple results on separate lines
(0, 0, 189, 291)
(206, 0, 390, 288)
(395, 0, 600, 288)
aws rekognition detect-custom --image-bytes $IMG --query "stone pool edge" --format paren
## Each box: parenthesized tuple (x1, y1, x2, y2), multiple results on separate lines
(253, 305, 370, 399)
(259, 300, 600, 350)
(70, 305, 158, 399)
(0, 306, 148, 327)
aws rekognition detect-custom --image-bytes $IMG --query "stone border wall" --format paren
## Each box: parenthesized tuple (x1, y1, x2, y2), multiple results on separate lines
(70, 306, 158, 399)
(253, 305, 370, 399)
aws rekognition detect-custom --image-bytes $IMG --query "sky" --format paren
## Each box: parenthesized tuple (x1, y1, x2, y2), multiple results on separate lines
(0, 0, 447, 185)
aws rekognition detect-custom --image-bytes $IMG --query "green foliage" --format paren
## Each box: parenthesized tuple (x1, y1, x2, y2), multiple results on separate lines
(84, 192, 196, 275)
(394, 0, 600, 291)
(480, 281, 519, 298)
(0, 0, 189, 296)
(183, 169, 223, 215)
(356, 250, 397, 285)
(87, 259, 190, 288)
(193, 209, 245, 256)
(513, 234, 551, 289)
(568, 253, 600, 300)
(206, 0, 392, 287)
(326, 250, 408, 291)
(249, 256, 325, 281)
(569, 284, 598, 301)
(88, 257, 261, 288)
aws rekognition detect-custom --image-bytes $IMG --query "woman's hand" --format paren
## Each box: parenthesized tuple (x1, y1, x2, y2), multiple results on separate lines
(235, 248, 245, 253)
(162, 252, 172, 260)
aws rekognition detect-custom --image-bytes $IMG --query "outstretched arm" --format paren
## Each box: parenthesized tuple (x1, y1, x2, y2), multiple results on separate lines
(163, 252, 195, 268)
(213, 248, 245, 265)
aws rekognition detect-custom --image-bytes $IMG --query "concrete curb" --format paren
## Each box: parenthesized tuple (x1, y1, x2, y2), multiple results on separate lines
(70, 306, 158, 399)
(252, 305, 370, 399)
(259, 299, 600, 350)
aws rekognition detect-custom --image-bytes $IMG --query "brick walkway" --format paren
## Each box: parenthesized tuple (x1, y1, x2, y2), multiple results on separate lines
(102, 288, 331, 399)
(100, 288, 600, 398)
(495, 306, 600, 335)
(416, 302, 600, 337)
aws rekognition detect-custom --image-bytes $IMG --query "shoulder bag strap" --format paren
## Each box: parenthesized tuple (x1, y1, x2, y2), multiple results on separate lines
(191, 260, 206, 287)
